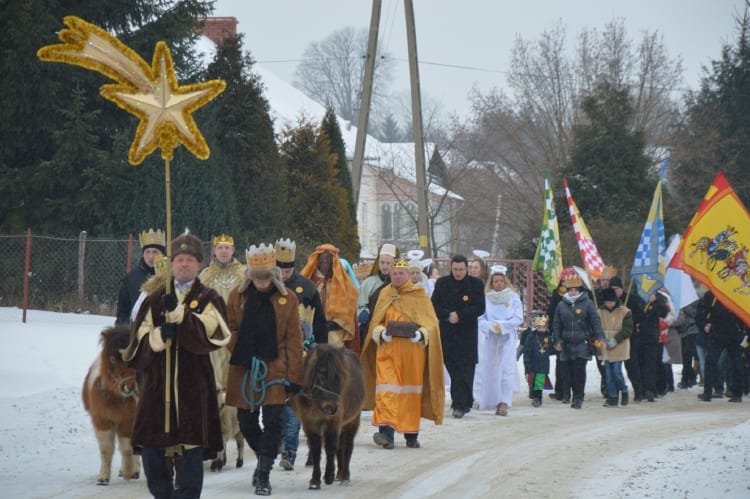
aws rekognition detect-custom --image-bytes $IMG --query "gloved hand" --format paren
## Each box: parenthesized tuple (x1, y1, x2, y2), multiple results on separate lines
(162, 293, 178, 312)
(303, 336, 316, 352)
(592, 339, 606, 350)
(284, 380, 302, 394)
(380, 330, 392, 343)
(358, 308, 370, 325)
(160, 322, 176, 342)
(326, 320, 341, 331)
(605, 337, 617, 349)
(410, 330, 423, 343)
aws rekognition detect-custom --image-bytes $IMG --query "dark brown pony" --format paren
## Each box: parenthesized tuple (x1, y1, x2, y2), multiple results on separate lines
(82, 325, 140, 485)
(290, 344, 365, 489)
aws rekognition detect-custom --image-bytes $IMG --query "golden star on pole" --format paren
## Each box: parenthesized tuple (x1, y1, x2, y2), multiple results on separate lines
(101, 41, 225, 164)
(37, 16, 225, 165)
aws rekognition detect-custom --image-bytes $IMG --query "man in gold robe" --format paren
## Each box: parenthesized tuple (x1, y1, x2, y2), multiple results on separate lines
(361, 259, 444, 449)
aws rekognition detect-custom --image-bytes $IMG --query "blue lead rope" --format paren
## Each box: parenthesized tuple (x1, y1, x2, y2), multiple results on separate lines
(241, 357, 287, 412)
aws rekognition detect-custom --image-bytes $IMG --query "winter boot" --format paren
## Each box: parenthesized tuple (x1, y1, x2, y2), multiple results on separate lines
(255, 455, 273, 496)
(279, 450, 296, 471)
(532, 390, 542, 407)
(603, 396, 618, 407)
(620, 391, 629, 406)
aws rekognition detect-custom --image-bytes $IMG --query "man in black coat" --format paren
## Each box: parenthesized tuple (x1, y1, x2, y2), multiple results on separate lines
(696, 290, 745, 402)
(116, 229, 166, 325)
(431, 254, 485, 418)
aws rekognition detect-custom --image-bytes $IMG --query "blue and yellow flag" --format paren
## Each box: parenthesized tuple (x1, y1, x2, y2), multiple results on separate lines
(631, 162, 667, 301)
(670, 172, 750, 327)
(532, 174, 563, 293)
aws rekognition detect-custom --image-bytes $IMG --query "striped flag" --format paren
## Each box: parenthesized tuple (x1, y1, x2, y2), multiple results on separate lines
(563, 178, 605, 279)
(631, 174, 667, 301)
(532, 173, 563, 293)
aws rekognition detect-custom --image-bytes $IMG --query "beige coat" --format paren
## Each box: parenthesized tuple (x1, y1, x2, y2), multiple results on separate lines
(597, 305, 632, 363)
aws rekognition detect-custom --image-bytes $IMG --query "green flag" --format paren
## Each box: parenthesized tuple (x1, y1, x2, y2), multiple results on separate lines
(532, 173, 563, 293)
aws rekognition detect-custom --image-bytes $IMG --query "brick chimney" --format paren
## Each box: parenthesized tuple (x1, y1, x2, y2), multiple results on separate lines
(196, 17, 238, 46)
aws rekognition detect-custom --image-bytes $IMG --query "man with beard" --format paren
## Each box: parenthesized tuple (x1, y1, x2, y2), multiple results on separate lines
(431, 254, 485, 418)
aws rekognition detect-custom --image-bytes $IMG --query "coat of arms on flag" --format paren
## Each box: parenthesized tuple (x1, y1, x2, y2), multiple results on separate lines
(670, 172, 750, 327)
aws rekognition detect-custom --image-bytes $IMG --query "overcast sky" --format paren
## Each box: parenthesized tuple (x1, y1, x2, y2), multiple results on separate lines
(213, 0, 745, 118)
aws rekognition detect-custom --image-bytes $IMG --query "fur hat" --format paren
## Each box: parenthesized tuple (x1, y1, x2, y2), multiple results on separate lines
(171, 233, 204, 262)
(140, 228, 166, 255)
(609, 276, 624, 289)
(601, 287, 618, 302)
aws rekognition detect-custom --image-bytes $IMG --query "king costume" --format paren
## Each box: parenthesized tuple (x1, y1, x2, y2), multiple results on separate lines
(361, 277, 445, 439)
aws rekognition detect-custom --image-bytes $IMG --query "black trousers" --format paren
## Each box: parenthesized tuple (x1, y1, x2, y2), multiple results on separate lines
(704, 335, 743, 399)
(444, 357, 475, 411)
(637, 339, 659, 396)
(680, 334, 698, 386)
(625, 335, 642, 397)
(560, 358, 588, 403)
(142, 446, 204, 499)
(238, 404, 284, 459)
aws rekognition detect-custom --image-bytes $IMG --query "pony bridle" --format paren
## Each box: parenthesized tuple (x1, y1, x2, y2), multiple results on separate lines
(114, 373, 138, 397)
(312, 383, 340, 400)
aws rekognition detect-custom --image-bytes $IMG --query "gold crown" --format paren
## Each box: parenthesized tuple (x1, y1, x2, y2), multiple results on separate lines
(392, 259, 410, 269)
(212, 233, 234, 246)
(562, 274, 583, 289)
(601, 265, 618, 279)
(274, 238, 296, 264)
(246, 243, 276, 271)
(139, 228, 165, 249)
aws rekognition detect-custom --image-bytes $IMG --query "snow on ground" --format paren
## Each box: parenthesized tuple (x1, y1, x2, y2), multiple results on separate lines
(1, 307, 748, 498)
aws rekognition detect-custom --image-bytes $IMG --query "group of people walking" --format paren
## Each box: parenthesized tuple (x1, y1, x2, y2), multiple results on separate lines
(114, 233, 747, 498)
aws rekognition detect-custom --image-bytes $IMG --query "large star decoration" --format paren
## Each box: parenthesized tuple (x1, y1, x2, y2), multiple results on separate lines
(38, 16, 225, 165)
(101, 42, 225, 164)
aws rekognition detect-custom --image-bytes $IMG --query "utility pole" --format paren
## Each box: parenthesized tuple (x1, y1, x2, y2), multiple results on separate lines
(404, 0, 431, 256)
(350, 0, 382, 208)
(491, 194, 502, 257)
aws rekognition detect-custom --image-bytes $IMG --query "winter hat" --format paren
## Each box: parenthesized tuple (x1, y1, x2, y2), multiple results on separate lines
(609, 276, 624, 289)
(171, 233, 204, 262)
(601, 287, 618, 302)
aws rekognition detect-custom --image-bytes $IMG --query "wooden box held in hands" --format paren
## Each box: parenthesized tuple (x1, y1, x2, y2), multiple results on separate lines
(386, 321, 418, 338)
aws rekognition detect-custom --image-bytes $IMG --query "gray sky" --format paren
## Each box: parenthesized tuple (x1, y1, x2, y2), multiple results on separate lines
(213, 0, 745, 118)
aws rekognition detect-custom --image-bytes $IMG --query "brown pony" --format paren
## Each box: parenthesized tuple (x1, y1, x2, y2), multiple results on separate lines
(290, 344, 365, 490)
(82, 325, 140, 485)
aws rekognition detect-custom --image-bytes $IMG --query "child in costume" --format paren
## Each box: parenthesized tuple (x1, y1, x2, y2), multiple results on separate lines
(521, 311, 553, 407)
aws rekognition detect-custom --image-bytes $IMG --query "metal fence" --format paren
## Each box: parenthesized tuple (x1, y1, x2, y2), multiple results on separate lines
(0, 232, 551, 323)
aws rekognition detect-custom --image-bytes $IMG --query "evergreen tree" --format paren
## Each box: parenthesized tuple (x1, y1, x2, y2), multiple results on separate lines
(321, 108, 358, 226)
(0, 0, 214, 235)
(671, 9, 750, 223)
(563, 81, 655, 221)
(560, 80, 656, 270)
(281, 119, 360, 261)
(203, 35, 286, 244)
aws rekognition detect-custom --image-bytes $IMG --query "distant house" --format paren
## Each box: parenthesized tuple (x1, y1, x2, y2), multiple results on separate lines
(196, 19, 462, 258)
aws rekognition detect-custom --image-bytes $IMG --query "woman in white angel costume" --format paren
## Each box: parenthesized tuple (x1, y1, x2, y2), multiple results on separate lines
(477, 265, 524, 415)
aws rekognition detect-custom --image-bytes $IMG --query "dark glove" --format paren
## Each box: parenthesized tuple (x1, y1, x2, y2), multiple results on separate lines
(358, 308, 370, 325)
(326, 320, 341, 331)
(162, 293, 178, 312)
(284, 380, 302, 394)
(303, 336, 316, 352)
(160, 322, 176, 342)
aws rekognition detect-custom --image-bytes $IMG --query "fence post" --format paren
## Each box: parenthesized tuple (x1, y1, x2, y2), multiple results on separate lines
(78, 230, 87, 308)
(126, 233, 134, 273)
(22, 228, 32, 323)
